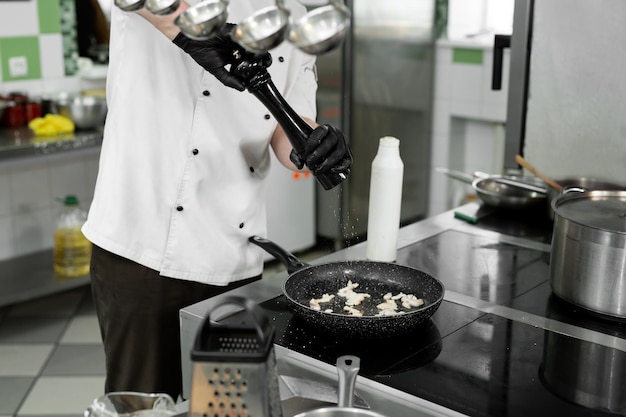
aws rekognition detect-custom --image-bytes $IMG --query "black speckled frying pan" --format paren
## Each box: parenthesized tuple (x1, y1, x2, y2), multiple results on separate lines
(249, 236, 445, 339)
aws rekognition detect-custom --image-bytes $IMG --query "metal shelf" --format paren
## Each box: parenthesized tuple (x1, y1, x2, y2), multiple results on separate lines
(0, 249, 90, 308)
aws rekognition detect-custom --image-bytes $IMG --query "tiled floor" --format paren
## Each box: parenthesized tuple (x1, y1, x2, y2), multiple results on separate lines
(0, 284, 104, 417)
(0, 243, 332, 417)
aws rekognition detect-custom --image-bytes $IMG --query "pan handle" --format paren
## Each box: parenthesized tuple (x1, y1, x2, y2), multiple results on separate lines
(249, 235, 310, 274)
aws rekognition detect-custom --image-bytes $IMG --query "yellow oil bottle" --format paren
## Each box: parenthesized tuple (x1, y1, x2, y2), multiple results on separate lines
(54, 195, 92, 278)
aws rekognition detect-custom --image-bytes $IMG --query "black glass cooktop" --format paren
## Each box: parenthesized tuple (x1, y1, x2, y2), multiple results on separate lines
(219, 229, 626, 416)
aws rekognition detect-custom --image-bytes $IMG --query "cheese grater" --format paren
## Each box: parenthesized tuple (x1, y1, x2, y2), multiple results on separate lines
(189, 296, 282, 417)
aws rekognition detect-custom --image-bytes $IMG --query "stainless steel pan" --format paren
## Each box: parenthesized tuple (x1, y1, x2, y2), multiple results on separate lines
(440, 168, 547, 210)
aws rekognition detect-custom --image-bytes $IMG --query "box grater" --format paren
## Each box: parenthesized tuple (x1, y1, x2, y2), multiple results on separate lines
(189, 296, 282, 417)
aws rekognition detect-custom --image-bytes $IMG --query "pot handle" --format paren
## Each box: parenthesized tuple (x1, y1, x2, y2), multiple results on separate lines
(249, 235, 310, 274)
(336, 355, 360, 408)
(562, 186, 587, 195)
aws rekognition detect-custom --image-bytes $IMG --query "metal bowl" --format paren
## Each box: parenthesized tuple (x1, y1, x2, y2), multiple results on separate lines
(145, 0, 180, 15)
(174, 0, 228, 40)
(57, 96, 107, 130)
(232, 5, 290, 53)
(114, 0, 146, 12)
(288, 3, 350, 55)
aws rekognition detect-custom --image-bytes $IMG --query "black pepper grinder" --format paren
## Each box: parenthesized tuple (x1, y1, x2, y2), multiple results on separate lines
(232, 54, 349, 191)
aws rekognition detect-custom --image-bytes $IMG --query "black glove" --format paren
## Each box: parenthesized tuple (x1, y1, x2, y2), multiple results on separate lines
(173, 23, 271, 91)
(290, 124, 353, 176)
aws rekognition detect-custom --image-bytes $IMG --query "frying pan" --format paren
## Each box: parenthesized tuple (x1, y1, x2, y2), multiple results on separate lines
(249, 236, 445, 339)
(440, 168, 547, 210)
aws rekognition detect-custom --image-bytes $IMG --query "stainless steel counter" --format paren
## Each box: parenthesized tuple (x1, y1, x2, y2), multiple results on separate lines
(179, 203, 626, 416)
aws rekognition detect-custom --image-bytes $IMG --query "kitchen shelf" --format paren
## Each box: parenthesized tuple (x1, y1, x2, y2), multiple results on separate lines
(0, 249, 90, 308)
(0, 127, 103, 161)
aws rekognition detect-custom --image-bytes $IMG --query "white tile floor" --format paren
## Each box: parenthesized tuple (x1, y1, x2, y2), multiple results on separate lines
(0, 285, 105, 417)
(0, 244, 332, 417)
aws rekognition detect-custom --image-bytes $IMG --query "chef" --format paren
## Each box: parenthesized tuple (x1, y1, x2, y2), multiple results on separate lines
(82, 0, 352, 400)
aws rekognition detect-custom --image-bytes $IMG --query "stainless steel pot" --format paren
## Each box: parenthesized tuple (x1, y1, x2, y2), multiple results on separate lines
(293, 356, 388, 417)
(549, 189, 626, 320)
(546, 177, 626, 220)
(539, 296, 626, 415)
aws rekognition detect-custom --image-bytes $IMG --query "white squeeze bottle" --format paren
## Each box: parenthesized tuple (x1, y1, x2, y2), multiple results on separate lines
(366, 136, 404, 262)
(54, 195, 92, 278)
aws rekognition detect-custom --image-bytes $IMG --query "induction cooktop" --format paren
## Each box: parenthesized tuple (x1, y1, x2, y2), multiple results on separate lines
(219, 229, 626, 417)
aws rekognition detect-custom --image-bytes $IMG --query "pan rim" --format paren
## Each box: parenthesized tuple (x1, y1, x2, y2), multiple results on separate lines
(282, 260, 445, 320)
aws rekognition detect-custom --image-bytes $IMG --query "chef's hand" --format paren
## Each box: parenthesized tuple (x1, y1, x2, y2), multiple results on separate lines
(173, 23, 271, 91)
(290, 124, 353, 176)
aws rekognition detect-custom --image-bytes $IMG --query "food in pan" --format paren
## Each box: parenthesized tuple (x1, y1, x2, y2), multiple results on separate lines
(309, 293, 335, 313)
(309, 280, 425, 317)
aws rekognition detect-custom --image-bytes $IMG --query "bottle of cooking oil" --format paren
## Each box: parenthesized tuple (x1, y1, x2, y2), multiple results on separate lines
(54, 195, 91, 278)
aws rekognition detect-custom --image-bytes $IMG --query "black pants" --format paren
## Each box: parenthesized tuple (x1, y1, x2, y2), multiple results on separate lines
(90, 244, 260, 400)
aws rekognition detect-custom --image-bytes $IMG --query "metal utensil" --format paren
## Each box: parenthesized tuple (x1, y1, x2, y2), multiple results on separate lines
(189, 296, 282, 417)
(114, 0, 146, 12)
(288, 0, 351, 55)
(438, 168, 547, 194)
(145, 0, 180, 15)
(515, 154, 563, 191)
(293, 356, 388, 417)
(231, 0, 291, 53)
(174, 0, 229, 40)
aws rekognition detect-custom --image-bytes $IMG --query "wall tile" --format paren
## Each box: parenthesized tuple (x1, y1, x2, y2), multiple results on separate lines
(48, 157, 89, 205)
(449, 63, 483, 101)
(450, 99, 482, 120)
(0, 79, 44, 97)
(0, 36, 42, 82)
(39, 34, 65, 79)
(433, 61, 451, 100)
(452, 48, 484, 65)
(39, 77, 80, 96)
(38, 0, 62, 34)
(8, 164, 51, 213)
(13, 205, 54, 254)
(0, 2, 38, 37)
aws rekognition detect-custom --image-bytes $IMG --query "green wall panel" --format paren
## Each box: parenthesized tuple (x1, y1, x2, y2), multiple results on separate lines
(38, 0, 62, 34)
(452, 48, 483, 65)
(0, 37, 42, 81)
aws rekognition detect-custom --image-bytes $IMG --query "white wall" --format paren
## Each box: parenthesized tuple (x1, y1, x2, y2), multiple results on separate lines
(428, 40, 509, 215)
(524, 0, 626, 183)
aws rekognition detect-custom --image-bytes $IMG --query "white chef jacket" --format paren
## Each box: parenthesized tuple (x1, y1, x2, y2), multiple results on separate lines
(82, 0, 318, 285)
